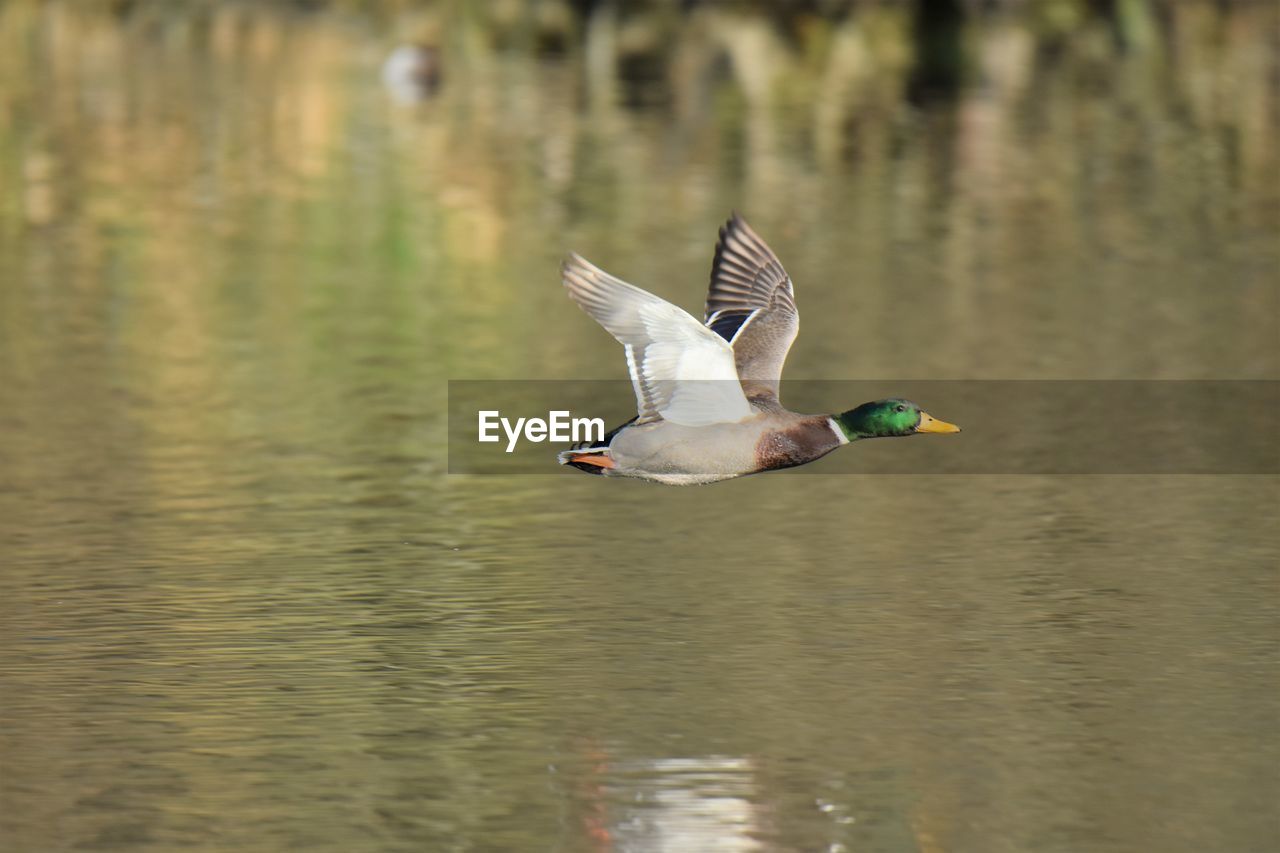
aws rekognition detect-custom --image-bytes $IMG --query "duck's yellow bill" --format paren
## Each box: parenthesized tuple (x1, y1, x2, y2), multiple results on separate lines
(916, 411, 961, 434)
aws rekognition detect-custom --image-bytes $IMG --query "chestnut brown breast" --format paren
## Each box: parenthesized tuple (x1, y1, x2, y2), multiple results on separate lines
(753, 418, 842, 471)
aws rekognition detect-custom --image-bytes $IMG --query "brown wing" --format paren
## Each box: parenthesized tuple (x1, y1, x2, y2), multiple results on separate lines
(703, 214, 799, 404)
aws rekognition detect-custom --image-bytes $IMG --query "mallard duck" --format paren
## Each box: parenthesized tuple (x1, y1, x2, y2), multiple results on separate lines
(557, 215, 960, 484)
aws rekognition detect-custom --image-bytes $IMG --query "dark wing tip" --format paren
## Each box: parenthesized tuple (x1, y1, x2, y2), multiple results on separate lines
(719, 212, 753, 246)
(706, 212, 792, 315)
(714, 213, 763, 267)
(722, 210, 760, 237)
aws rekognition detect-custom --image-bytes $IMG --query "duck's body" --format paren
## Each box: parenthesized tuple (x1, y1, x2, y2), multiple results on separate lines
(557, 215, 959, 484)
(578, 411, 845, 485)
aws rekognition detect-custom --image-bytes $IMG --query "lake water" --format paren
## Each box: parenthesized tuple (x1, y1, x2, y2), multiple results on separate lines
(1, 2, 1276, 851)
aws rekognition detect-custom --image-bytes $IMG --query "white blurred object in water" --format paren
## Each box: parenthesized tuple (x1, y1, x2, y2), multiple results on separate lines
(381, 44, 440, 103)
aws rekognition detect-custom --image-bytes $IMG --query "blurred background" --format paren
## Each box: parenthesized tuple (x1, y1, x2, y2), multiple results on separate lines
(0, 1, 1276, 851)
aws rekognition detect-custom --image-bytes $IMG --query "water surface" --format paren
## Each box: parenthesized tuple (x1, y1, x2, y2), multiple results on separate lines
(0, 3, 1276, 851)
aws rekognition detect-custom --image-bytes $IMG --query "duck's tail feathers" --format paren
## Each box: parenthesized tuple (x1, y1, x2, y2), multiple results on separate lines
(557, 415, 636, 474)
(557, 449, 615, 475)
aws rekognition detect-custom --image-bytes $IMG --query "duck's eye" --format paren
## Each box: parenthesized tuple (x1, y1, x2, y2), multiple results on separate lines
(895, 404, 906, 413)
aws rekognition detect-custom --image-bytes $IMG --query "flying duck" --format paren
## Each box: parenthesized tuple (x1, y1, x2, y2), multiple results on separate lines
(557, 215, 960, 484)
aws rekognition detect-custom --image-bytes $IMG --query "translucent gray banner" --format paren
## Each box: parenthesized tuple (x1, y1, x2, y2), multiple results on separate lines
(447, 380, 1278, 475)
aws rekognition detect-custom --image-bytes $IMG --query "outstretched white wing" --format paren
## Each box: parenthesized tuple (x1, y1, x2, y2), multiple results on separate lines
(562, 253, 753, 427)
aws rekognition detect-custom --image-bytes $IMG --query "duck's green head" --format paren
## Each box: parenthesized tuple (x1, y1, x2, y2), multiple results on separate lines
(835, 398, 961, 440)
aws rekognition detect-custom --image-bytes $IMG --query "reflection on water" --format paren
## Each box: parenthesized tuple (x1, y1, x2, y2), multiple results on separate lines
(0, 1, 1277, 851)
(577, 754, 764, 852)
